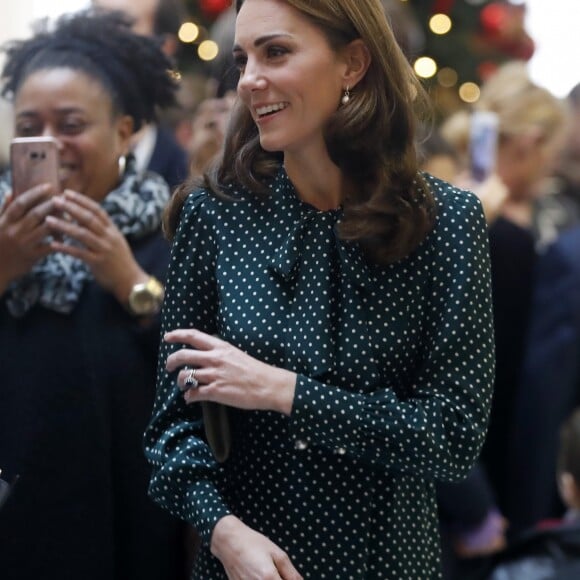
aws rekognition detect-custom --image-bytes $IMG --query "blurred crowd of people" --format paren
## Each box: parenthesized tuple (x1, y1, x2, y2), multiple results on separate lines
(1, 0, 580, 579)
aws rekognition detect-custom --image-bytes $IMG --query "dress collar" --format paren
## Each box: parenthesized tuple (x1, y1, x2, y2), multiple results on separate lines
(267, 166, 372, 290)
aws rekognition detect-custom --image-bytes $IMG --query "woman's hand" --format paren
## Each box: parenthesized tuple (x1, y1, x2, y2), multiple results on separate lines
(0, 184, 56, 293)
(164, 329, 297, 415)
(46, 190, 148, 303)
(211, 515, 303, 580)
(453, 511, 508, 559)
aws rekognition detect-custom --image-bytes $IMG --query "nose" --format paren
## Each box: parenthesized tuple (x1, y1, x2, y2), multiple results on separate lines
(41, 127, 64, 150)
(41, 126, 55, 138)
(237, 59, 268, 94)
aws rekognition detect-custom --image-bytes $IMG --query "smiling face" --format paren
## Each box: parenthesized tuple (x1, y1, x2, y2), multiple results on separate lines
(233, 0, 349, 160)
(13, 67, 133, 201)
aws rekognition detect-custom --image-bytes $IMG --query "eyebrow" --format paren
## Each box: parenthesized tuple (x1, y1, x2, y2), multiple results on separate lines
(232, 33, 293, 52)
(16, 107, 85, 117)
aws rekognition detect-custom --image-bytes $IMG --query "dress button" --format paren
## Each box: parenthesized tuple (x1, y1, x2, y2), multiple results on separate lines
(336, 447, 347, 455)
(295, 439, 308, 451)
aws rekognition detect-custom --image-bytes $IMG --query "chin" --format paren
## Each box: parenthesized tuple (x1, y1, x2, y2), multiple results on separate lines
(258, 139, 282, 153)
(258, 130, 289, 153)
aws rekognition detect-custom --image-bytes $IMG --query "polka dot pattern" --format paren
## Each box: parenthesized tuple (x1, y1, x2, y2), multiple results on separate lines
(144, 168, 495, 579)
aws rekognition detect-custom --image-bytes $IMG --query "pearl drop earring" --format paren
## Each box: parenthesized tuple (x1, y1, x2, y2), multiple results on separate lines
(118, 155, 127, 177)
(341, 86, 351, 105)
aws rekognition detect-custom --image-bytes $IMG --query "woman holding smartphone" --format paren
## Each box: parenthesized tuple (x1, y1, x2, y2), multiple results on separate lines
(0, 10, 187, 580)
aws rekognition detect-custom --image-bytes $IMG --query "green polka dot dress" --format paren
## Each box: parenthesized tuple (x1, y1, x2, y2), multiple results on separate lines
(145, 167, 494, 579)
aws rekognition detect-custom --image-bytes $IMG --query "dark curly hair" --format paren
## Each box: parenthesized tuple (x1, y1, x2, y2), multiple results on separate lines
(1, 9, 179, 132)
(165, 0, 436, 266)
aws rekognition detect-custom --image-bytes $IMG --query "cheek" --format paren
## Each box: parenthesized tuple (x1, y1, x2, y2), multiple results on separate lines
(78, 144, 105, 171)
(75, 139, 118, 184)
(308, 88, 340, 125)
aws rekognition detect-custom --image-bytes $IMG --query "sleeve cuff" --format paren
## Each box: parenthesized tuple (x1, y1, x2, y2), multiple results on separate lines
(186, 480, 232, 545)
(289, 374, 381, 456)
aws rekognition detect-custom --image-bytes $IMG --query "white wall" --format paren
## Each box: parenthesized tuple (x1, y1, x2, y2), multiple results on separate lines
(526, 0, 578, 98)
(0, 2, 35, 165)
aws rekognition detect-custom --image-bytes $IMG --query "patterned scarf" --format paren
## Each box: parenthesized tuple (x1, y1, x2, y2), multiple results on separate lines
(0, 157, 170, 318)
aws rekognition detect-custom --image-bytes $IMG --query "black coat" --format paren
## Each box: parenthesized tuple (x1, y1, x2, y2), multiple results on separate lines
(507, 226, 580, 532)
(480, 217, 537, 514)
(147, 127, 189, 191)
(0, 232, 186, 580)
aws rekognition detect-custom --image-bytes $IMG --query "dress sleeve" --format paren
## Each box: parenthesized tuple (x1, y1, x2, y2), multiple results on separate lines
(288, 190, 495, 482)
(144, 191, 231, 544)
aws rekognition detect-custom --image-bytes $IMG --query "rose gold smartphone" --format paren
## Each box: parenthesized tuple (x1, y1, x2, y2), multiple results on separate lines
(10, 137, 61, 196)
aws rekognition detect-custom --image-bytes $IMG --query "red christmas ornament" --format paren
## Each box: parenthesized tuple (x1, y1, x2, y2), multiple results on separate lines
(200, 0, 230, 17)
(479, 2, 535, 61)
(480, 3, 509, 37)
(507, 36, 535, 60)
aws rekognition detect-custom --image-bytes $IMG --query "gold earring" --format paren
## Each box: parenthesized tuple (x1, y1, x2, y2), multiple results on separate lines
(341, 86, 351, 105)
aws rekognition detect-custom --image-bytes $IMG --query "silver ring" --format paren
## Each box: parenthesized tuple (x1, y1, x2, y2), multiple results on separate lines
(184, 367, 199, 389)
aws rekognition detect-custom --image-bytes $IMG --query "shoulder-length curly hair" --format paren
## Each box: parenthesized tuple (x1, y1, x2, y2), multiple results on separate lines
(165, 0, 436, 266)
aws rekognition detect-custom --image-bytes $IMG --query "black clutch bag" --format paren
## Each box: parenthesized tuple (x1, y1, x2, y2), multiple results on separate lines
(201, 402, 231, 463)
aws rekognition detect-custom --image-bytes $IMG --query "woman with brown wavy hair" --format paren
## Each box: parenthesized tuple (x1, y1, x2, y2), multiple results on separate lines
(145, 0, 495, 577)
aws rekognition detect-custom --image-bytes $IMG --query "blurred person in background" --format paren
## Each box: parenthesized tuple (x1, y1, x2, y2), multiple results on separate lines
(207, 5, 239, 97)
(187, 91, 235, 178)
(488, 407, 580, 579)
(534, 82, 580, 246)
(418, 128, 462, 184)
(426, 125, 507, 225)
(92, 0, 189, 189)
(442, 61, 569, 527)
(93, 0, 184, 53)
(419, 124, 508, 224)
(419, 128, 508, 579)
(0, 11, 187, 579)
(507, 223, 580, 535)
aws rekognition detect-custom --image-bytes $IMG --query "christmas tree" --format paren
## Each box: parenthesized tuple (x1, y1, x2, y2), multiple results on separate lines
(390, 0, 535, 115)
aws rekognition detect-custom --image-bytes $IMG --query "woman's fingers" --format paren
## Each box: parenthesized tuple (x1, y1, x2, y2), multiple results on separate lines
(176, 365, 212, 391)
(46, 191, 111, 255)
(21, 198, 56, 232)
(61, 190, 109, 226)
(45, 214, 103, 251)
(4, 184, 55, 223)
(165, 345, 215, 373)
(163, 329, 294, 413)
(52, 194, 108, 234)
(164, 328, 223, 351)
(212, 516, 297, 580)
(274, 551, 303, 580)
(28, 219, 56, 246)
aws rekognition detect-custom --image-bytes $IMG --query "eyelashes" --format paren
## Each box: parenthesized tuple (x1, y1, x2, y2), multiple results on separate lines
(232, 45, 290, 72)
(266, 45, 289, 58)
(233, 54, 247, 71)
